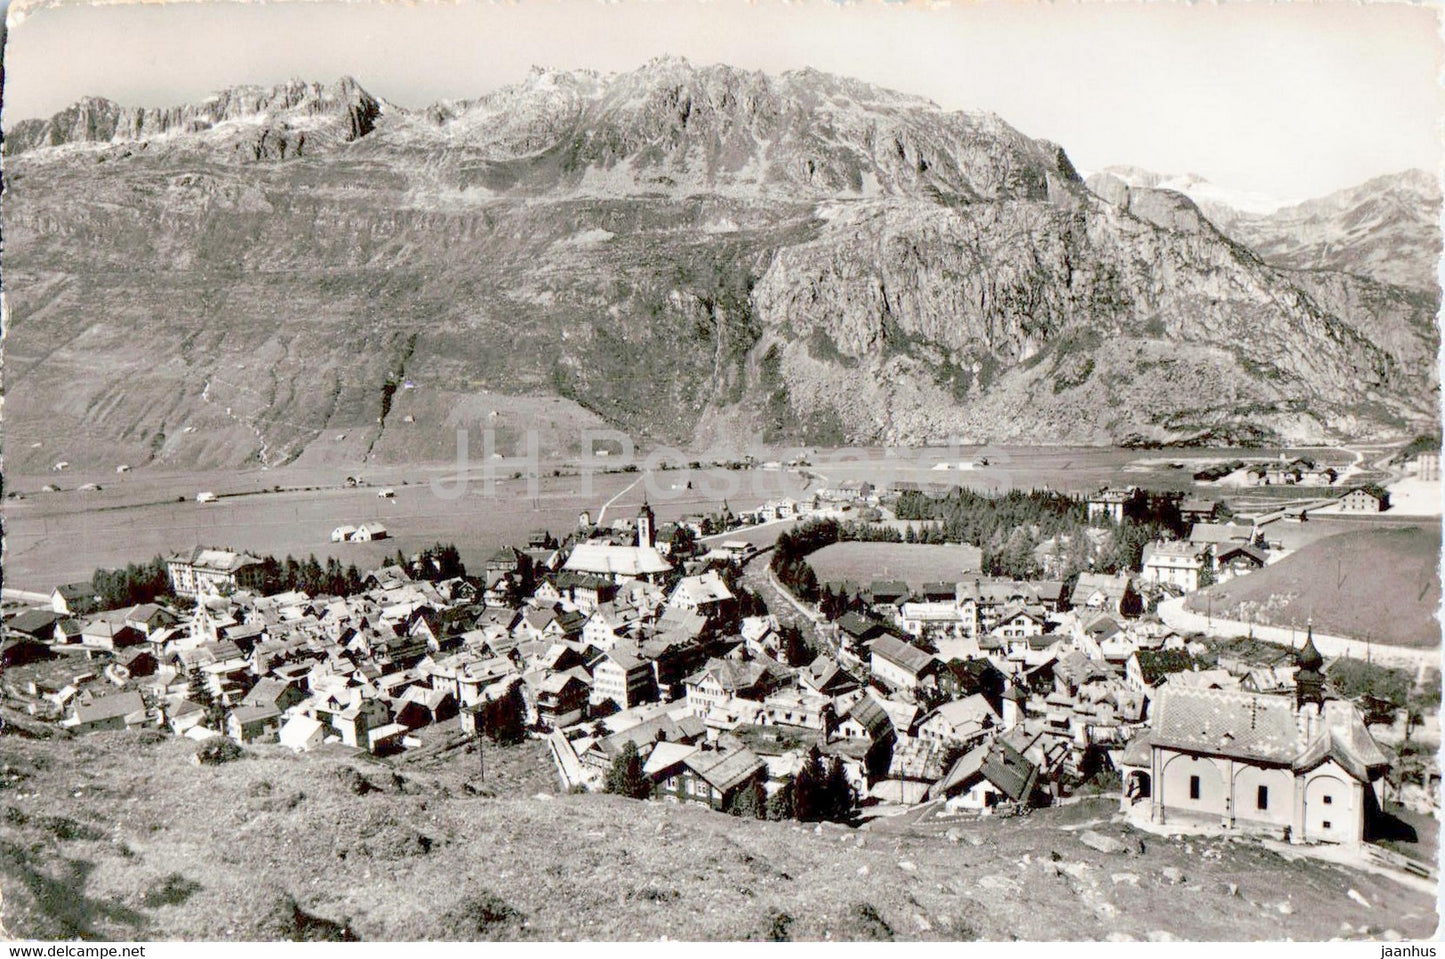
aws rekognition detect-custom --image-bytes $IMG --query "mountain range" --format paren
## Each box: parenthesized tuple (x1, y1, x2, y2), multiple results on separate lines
(3, 61, 1439, 471)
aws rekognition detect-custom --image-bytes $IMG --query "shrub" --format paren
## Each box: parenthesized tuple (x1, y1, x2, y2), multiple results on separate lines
(192, 738, 244, 766)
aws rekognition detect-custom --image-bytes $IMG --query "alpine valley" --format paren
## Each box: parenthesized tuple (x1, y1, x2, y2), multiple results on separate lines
(4, 59, 1439, 471)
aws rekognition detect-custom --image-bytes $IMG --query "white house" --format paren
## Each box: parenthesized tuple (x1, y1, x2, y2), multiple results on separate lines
(351, 523, 388, 542)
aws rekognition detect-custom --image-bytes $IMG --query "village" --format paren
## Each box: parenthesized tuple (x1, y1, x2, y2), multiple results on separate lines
(0, 468, 1438, 879)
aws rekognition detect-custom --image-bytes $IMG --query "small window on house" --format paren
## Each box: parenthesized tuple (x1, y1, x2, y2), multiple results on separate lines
(1257, 785, 1268, 810)
(1322, 795, 1333, 805)
(1322, 820, 1332, 830)
(1189, 775, 1201, 800)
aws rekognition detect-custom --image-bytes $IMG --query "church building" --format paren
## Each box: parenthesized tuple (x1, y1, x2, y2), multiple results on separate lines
(1120, 630, 1390, 846)
(561, 500, 673, 585)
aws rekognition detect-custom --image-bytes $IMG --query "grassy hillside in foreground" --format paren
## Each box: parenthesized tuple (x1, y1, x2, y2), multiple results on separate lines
(0, 730, 1436, 941)
(1186, 526, 1442, 648)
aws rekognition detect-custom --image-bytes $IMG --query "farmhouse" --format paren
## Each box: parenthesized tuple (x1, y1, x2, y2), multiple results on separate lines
(51, 582, 101, 616)
(68, 691, 148, 734)
(1069, 573, 1138, 616)
(350, 523, 389, 542)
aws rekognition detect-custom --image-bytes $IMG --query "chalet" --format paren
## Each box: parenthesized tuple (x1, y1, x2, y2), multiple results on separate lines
(835, 612, 886, 649)
(534, 672, 590, 729)
(866, 580, 911, 610)
(1214, 544, 1268, 579)
(1069, 573, 1139, 617)
(166, 548, 265, 599)
(652, 745, 767, 810)
(1032, 581, 1070, 613)
(800, 656, 860, 698)
(241, 677, 305, 713)
(667, 570, 736, 621)
(935, 657, 1005, 707)
(68, 691, 148, 734)
(1, 636, 52, 667)
(1179, 498, 1219, 525)
(898, 601, 970, 639)
(684, 657, 788, 716)
(279, 714, 327, 752)
(1338, 486, 1389, 513)
(928, 738, 1040, 811)
(868, 635, 937, 692)
(1120, 639, 1390, 846)
(331, 525, 358, 543)
(836, 695, 896, 744)
(227, 703, 283, 744)
(991, 604, 1049, 640)
(350, 522, 388, 542)
(1188, 522, 1258, 552)
(51, 583, 101, 616)
(395, 686, 458, 729)
(6, 607, 62, 640)
(916, 693, 1000, 748)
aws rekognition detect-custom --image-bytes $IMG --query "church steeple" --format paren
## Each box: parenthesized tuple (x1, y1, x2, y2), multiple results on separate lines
(637, 497, 655, 549)
(1295, 619, 1325, 711)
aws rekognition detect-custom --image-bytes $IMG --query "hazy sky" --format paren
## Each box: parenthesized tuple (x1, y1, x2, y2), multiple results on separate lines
(3, 0, 1442, 201)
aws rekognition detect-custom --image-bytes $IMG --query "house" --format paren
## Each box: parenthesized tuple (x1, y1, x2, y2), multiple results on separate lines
(1179, 498, 1219, 525)
(1140, 541, 1209, 593)
(166, 547, 266, 598)
(836, 694, 897, 744)
(928, 738, 1040, 811)
(991, 604, 1049, 640)
(1188, 522, 1258, 551)
(79, 620, 144, 652)
(835, 612, 886, 649)
(800, 656, 860, 698)
(535, 672, 590, 729)
(1214, 544, 1268, 579)
(51, 583, 101, 616)
(1126, 648, 1201, 693)
(227, 703, 283, 743)
(898, 601, 970, 639)
(1069, 573, 1139, 617)
(1, 636, 54, 668)
(868, 635, 937, 692)
(331, 525, 358, 543)
(351, 522, 388, 542)
(69, 691, 148, 733)
(1338, 486, 1389, 513)
(395, 686, 459, 729)
(6, 607, 62, 640)
(652, 745, 767, 811)
(1086, 488, 1135, 523)
(1120, 637, 1390, 846)
(279, 713, 327, 752)
(916, 694, 1000, 748)
(668, 570, 736, 621)
(935, 657, 1006, 707)
(241, 677, 305, 713)
(683, 657, 788, 716)
(866, 581, 911, 613)
(591, 649, 657, 709)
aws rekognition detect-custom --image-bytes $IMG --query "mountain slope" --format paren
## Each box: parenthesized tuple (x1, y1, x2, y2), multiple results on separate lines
(2, 64, 1437, 471)
(1091, 166, 1441, 295)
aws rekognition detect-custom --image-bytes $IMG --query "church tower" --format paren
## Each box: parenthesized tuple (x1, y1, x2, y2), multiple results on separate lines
(1295, 620, 1326, 738)
(637, 498, 655, 549)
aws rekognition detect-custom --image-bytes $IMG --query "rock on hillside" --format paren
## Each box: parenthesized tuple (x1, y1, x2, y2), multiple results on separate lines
(3, 62, 1438, 470)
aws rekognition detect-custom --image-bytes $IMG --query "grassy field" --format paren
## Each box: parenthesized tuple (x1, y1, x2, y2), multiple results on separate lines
(0, 729, 1435, 941)
(808, 542, 985, 588)
(1186, 526, 1442, 648)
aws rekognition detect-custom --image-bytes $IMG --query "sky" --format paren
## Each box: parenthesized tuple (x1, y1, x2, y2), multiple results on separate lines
(2, 0, 1442, 202)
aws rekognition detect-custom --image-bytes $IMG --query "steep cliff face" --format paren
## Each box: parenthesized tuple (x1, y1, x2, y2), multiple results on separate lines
(1091, 166, 1442, 295)
(2, 62, 1437, 471)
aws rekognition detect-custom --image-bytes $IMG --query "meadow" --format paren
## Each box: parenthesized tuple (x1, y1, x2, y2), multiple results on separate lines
(1186, 526, 1443, 649)
(807, 542, 986, 588)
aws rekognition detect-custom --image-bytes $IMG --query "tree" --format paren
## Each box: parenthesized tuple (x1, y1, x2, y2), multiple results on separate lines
(766, 778, 796, 821)
(604, 740, 652, 800)
(821, 757, 855, 822)
(725, 779, 767, 819)
(792, 748, 828, 822)
(478, 682, 528, 745)
(778, 624, 809, 669)
(187, 666, 226, 729)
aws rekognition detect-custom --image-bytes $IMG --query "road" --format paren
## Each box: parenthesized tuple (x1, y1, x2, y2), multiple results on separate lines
(1156, 596, 1438, 673)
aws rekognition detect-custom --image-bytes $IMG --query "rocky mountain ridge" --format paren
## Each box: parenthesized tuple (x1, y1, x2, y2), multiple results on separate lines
(3, 63, 1437, 471)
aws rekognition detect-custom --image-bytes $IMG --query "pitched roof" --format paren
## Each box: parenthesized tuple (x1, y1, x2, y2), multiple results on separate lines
(563, 543, 672, 577)
(1149, 687, 1303, 765)
(74, 691, 146, 724)
(1132, 648, 1199, 686)
(683, 746, 765, 794)
(870, 634, 936, 676)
